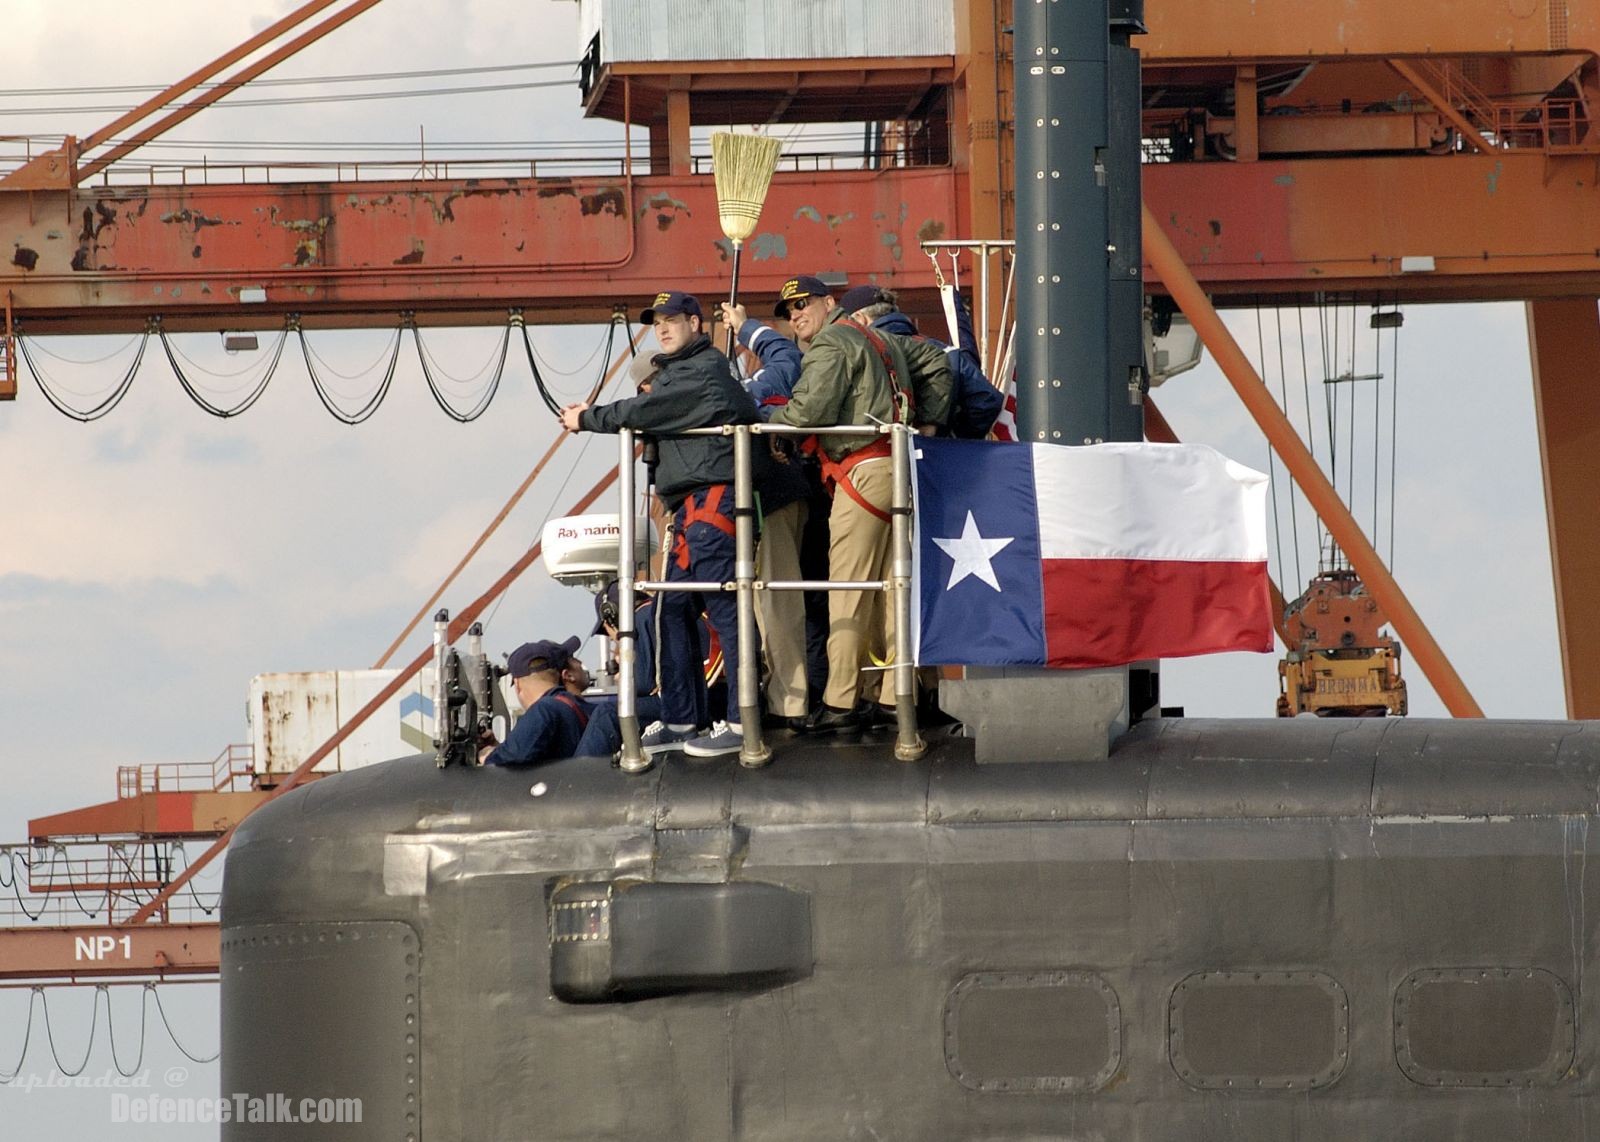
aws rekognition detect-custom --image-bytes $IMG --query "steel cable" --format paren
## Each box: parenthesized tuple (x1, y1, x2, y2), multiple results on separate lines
(1274, 307, 1304, 592)
(0, 989, 41, 1083)
(171, 847, 220, 916)
(516, 315, 565, 415)
(1253, 302, 1288, 596)
(1388, 302, 1402, 568)
(21, 332, 142, 370)
(524, 320, 613, 379)
(103, 985, 151, 1078)
(151, 987, 220, 1064)
(296, 321, 401, 425)
(57, 846, 113, 921)
(1294, 304, 1325, 567)
(40, 988, 100, 1077)
(111, 845, 156, 904)
(19, 330, 147, 422)
(1372, 304, 1383, 557)
(157, 321, 286, 418)
(410, 320, 509, 422)
(478, 317, 628, 632)
(9, 849, 49, 922)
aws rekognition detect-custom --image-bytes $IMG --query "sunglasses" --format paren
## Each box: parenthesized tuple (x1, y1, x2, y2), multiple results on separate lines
(787, 297, 814, 313)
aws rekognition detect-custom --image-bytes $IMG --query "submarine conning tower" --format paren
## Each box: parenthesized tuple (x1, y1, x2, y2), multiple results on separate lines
(221, 718, 1600, 1140)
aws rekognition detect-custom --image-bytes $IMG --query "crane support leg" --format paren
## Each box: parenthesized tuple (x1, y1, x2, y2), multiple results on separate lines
(1143, 204, 1484, 717)
(1526, 299, 1600, 718)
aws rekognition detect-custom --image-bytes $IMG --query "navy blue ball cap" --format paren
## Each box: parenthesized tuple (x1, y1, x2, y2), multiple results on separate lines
(592, 580, 621, 637)
(507, 635, 581, 678)
(774, 274, 832, 317)
(639, 290, 703, 326)
(837, 284, 884, 315)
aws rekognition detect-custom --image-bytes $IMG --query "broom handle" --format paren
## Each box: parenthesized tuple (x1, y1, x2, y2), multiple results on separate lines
(725, 241, 743, 357)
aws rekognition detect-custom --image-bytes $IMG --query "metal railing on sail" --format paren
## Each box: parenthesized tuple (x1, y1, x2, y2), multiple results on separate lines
(610, 421, 925, 773)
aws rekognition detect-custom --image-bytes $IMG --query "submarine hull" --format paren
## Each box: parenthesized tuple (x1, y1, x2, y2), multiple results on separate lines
(222, 717, 1600, 1140)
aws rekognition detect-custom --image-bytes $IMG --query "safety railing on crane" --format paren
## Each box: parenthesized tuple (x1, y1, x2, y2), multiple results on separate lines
(0, 841, 219, 927)
(115, 743, 255, 799)
(1404, 59, 1599, 155)
(609, 421, 923, 773)
(1490, 98, 1595, 154)
(0, 142, 943, 188)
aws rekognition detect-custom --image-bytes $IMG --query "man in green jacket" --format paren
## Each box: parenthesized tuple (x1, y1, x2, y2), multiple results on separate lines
(767, 275, 949, 732)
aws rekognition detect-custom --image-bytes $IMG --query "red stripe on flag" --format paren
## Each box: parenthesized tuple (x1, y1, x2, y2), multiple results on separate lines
(1040, 558, 1274, 668)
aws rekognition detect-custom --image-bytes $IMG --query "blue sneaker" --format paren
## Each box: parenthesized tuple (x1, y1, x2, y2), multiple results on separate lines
(683, 722, 744, 758)
(641, 721, 698, 755)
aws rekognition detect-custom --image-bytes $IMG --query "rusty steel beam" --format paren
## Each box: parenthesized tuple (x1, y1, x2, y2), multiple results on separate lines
(0, 923, 218, 980)
(10, 149, 1600, 336)
(1525, 299, 1600, 718)
(1141, 151, 1600, 302)
(0, 169, 960, 335)
(1143, 202, 1485, 718)
(26, 790, 272, 843)
(1141, 0, 1600, 59)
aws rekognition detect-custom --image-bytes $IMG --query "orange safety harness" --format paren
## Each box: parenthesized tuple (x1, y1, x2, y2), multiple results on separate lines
(815, 436, 892, 522)
(547, 690, 591, 730)
(801, 322, 909, 524)
(671, 483, 736, 569)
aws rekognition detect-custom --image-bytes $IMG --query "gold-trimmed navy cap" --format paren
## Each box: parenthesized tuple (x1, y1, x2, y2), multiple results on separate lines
(773, 275, 832, 318)
(638, 290, 703, 326)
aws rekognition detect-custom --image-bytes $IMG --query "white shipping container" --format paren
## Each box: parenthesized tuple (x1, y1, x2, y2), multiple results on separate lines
(578, 0, 954, 63)
(247, 670, 437, 777)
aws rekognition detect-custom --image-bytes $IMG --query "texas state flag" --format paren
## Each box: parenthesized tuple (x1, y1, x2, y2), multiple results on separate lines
(912, 437, 1274, 668)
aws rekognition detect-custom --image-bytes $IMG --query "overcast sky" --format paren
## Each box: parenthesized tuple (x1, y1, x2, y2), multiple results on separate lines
(0, 2, 1567, 1138)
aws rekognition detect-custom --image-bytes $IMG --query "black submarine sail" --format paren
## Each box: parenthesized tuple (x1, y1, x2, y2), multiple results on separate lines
(220, 4, 1600, 1139)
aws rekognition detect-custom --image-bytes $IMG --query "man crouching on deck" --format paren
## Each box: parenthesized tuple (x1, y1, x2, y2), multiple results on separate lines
(559, 290, 761, 760)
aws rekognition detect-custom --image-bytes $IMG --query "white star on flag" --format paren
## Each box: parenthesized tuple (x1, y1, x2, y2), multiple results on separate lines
(932, 510, 1015, 592)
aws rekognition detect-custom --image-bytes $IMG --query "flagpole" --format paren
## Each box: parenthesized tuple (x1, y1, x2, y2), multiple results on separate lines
(890, 423, 926, 761)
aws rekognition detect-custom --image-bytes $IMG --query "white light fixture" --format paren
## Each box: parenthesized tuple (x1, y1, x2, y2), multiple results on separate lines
(238, 286, 268, 303)
(1399, 256, 1436, 273)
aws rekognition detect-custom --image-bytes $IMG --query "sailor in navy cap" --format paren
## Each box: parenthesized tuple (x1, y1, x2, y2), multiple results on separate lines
(558, 288, 763, 760)
(480, 636, 594, 766)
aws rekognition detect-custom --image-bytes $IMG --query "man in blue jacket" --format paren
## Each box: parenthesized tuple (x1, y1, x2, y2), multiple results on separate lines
(481, 637, 594, 766)
(560, 290, 759, 759)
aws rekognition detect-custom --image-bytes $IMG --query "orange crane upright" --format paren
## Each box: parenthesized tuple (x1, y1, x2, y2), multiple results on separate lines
(2, 0, 1600, 985)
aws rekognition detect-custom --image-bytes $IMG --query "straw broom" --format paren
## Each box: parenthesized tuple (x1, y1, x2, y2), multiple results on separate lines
(712, 131, 783, 355)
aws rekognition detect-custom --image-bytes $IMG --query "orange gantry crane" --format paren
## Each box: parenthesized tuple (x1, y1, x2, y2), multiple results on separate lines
(1, 746, 265, 981)
(3, 0, 1600, 982)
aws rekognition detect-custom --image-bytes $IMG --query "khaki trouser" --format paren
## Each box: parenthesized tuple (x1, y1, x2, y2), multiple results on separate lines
(756, 499, 810, 717)
(823, 457, 894, 710)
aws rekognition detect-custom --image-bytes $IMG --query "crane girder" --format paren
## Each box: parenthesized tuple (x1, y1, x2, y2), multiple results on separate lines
(1143, 150, 1600, 303)
(1142, 0, 1600, 58)
(0, 168, 960, 336)
(6, 152, 1600, 335)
